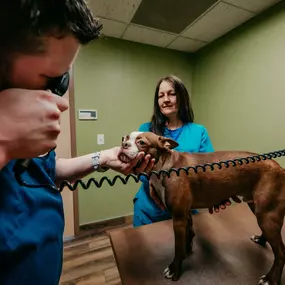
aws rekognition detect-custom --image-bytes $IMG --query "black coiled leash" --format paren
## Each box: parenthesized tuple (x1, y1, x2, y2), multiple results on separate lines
(14, 148, 285, 192)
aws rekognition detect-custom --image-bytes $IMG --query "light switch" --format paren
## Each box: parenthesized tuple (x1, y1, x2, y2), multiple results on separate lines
(97, 134, 104, 145)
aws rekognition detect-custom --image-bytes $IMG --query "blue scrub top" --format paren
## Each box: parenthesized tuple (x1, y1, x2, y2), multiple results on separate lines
(0, 150, 64, 285)
(133, 122, 214, 226)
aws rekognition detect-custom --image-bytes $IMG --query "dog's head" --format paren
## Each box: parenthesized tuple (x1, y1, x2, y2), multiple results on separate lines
(119, 131, 179, 163)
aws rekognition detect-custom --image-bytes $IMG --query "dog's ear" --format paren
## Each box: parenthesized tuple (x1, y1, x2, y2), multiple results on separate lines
(158, 136, 179, 150)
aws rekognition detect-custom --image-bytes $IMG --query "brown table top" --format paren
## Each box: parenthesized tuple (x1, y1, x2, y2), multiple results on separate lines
(108, 203, 285, 285)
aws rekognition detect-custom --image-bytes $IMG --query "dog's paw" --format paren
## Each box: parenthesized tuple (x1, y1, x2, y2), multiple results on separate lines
(258, 275, 270, 285)
(163, 267, 175, 279)
(250, 235, 267, 247)
(163, 266, 180, 281)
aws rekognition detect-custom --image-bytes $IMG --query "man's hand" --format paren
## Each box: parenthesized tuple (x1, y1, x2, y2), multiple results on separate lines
(100, 146, 155, 176)
(208, 196, 242, 214)
(0, 88, 68, 163)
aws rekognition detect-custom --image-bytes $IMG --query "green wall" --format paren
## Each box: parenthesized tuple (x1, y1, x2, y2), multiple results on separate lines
(193, 2, 285, 168)
(74, 2, 285, 225)
(74, 38, 194, 224)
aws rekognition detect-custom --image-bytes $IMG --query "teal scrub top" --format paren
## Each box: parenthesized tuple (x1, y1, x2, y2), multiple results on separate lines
(0, 150, 64, 285)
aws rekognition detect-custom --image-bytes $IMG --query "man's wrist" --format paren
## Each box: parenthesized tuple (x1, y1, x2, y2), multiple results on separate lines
(91, 151, 109, 172)
(98, 150, 108, 167)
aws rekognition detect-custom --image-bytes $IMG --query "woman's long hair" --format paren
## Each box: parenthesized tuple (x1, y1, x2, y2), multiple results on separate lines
(150, 75, 194, 135)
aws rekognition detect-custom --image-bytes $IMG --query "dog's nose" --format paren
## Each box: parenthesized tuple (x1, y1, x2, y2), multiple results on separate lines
(122, 142, 131, 149)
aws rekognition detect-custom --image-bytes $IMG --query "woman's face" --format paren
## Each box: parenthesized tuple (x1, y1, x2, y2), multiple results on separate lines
(158, 80, 178, 118)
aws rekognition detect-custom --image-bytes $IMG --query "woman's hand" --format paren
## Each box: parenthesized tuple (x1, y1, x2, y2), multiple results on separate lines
(208, 196, 242, 214)
(99, 146, 155, 176)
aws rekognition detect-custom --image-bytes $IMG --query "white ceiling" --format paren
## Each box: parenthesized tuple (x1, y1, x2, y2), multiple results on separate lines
(88, 0, 282, 53)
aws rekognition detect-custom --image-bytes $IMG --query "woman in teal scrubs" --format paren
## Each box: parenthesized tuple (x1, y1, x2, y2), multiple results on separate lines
(133, 75, 230, 227)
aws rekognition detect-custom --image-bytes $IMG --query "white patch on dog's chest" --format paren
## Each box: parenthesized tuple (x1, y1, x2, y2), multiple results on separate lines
(150, 177, 167, 207)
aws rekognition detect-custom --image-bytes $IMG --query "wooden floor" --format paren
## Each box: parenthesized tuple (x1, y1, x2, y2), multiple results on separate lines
(59, 226, 129, 285)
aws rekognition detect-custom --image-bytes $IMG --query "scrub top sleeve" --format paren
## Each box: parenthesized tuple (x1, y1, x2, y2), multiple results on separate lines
(199, 128, 214, 153)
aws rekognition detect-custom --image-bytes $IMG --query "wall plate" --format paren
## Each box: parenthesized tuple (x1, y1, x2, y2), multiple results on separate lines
(78, 109, 97, 120)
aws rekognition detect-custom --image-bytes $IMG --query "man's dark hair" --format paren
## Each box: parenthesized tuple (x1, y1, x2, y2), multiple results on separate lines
(150, 75, 195, 136)
(0, 0, 102, 55)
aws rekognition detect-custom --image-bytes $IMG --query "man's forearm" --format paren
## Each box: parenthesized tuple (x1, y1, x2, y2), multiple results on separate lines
(55, 151, 109, 185)
(55, 147, 154, 186)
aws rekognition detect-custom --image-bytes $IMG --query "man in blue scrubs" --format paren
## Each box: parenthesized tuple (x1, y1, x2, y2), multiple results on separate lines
(0, 1, 154, 284)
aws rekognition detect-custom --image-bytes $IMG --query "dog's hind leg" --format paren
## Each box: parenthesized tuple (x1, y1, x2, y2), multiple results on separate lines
(247, 202, 267, 247)
(256, 210, 285, 285)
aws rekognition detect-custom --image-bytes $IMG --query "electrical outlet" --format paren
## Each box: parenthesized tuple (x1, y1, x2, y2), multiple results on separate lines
(97, 134, 104, 145)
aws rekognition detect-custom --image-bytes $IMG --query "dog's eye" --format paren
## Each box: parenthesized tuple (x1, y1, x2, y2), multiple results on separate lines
(138, 140, 145, 145)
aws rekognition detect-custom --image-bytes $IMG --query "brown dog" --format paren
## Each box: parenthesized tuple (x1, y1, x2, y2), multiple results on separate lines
(120, 131, 285, 285)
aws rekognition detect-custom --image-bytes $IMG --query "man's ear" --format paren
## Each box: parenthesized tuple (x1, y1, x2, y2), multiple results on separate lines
(158, 136, 179, 150)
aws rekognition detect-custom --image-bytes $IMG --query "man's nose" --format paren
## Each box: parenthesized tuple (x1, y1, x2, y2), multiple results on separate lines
(122, 141, 131, 149)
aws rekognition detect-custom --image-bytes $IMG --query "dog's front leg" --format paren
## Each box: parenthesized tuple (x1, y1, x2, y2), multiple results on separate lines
(186, 212, 195, 256)
(163, 217, 187, 281)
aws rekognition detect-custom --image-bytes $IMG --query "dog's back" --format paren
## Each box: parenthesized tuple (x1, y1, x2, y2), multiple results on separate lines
(164, 150, 285, 209)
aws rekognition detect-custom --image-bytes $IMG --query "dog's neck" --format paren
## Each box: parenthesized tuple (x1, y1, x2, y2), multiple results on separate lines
(154, 149, 179, 170)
